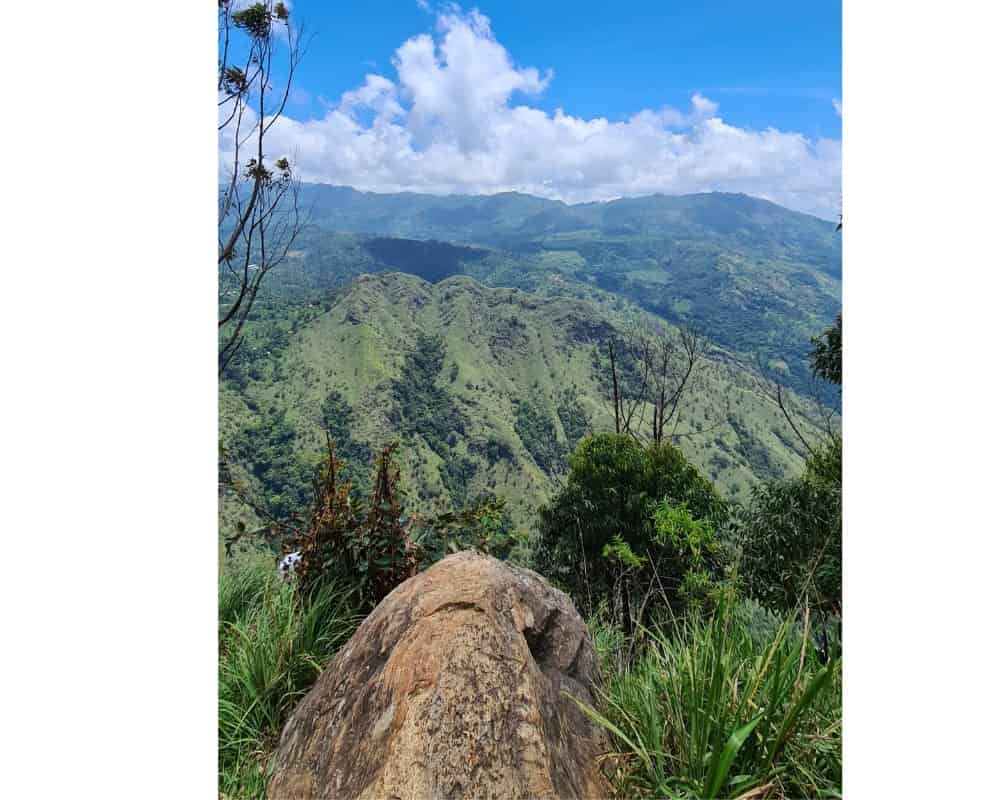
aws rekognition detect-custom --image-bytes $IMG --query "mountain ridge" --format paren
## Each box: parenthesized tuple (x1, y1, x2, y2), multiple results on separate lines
(297, 183, 837, 224)
(221, 270, 832, 532)
(270, 188, 840, 401)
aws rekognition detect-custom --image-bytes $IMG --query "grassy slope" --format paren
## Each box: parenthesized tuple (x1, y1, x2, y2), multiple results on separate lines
(279, 189, 841, 400)
(221, 271, 829, 532)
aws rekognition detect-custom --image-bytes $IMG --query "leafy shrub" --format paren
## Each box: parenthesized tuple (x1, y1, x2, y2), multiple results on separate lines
(809, 313, 842, 386)
(410, 494, 522, 563)
(805, 435, 842, 486)
(737, 438, 841, 616)
(292, 442, 417, 609)
(538, 434, 728, 627)
(651, 502, 723, 612)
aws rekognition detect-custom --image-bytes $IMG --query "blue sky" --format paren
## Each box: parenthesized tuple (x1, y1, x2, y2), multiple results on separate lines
(236, 1, 842, 218)
(290, 1, 841, 140)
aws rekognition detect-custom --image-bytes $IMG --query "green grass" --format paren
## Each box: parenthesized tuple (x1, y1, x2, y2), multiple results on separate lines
(218, 561, 361, 799)
(582, 597, 841, 799)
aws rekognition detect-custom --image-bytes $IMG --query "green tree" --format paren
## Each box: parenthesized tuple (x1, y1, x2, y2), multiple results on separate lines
(809, 312, 842, 385)
(537, 433, 727, 629)
(738, 437, 841, 616)
(742, 307, 842, 617)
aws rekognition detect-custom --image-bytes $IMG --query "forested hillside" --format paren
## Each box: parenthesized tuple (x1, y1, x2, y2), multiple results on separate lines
(231, 189, 840, 400)
(221, 271, 831, 534)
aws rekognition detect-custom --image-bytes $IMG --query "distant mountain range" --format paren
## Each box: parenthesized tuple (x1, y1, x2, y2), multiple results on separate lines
(297, 186, 841, 277)
(219, 188, 840, 534)
(276, 188, 840, 398)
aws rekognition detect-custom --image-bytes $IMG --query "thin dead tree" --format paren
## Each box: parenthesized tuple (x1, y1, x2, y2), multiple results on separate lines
(602, 325, 651, 439)
(650, 326, 709, 445)
(218, 1, 307, 375)
(600, 332, 637, 441)
(607, 340, 621, 434)
(601, 321, 708, 444)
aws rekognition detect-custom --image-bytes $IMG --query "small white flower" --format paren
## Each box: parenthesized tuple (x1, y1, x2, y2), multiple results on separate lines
(278, 550, 302, 578)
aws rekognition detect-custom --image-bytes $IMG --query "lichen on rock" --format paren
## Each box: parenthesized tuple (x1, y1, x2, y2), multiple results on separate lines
(267, 551, 611, 800)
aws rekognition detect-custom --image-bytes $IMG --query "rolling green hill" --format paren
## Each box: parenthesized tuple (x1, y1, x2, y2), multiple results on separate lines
(220, 271, 832, 536)
(272, 189, 841, 400)
(220, 189, 840, 543)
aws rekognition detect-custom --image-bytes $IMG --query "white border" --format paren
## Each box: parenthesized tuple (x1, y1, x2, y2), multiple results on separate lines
(4, 1, 1000, 796)
(1, 1, 218, 796)
(844, 0, 1000, 796)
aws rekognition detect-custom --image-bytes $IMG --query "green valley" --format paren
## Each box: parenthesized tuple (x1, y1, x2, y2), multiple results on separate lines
(221, 262, 835, 534)
(228, 188, 840, 403)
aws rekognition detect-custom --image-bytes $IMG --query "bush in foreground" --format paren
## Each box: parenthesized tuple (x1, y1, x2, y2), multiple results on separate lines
(218, 561, 360, 799)
(538, 434, 728, 629)
(738, 437, 842, 617)
(582, 595, 841, 799)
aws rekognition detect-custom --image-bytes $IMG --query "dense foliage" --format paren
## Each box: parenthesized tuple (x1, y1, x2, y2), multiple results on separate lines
(229, 408, 317, 521)
(388, 332, 480, 505)
(319, 389, 373, 491)
(556, 388, 590, 450)
(390, 333, 466, 457)
(538, 434, 728, 628)
(738, 437, 842, 616)
(515, 398, 567, 475)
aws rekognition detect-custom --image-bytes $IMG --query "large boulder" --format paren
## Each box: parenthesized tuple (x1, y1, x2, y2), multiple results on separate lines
(268, 551, 611, 799)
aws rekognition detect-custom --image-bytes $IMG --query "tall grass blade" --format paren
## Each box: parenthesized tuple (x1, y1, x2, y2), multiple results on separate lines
(704, 715, 762, 799)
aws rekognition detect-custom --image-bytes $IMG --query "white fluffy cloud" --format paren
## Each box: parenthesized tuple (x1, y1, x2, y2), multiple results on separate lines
(242, 7, 842, 219)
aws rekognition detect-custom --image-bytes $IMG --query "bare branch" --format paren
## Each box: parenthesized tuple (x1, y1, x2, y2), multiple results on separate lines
(219, 3, 308, 377)
(751, 354, 818, 459)
(596, 321, 708, 446)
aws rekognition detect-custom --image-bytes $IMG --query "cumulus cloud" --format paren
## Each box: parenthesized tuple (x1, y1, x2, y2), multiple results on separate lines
(833, 98, 842, 117)
(230, 7, 842, 219)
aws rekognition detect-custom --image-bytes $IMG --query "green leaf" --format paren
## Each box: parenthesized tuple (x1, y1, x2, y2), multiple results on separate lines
(767, 663, 835, 765)
(704, 715, 762, 799)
